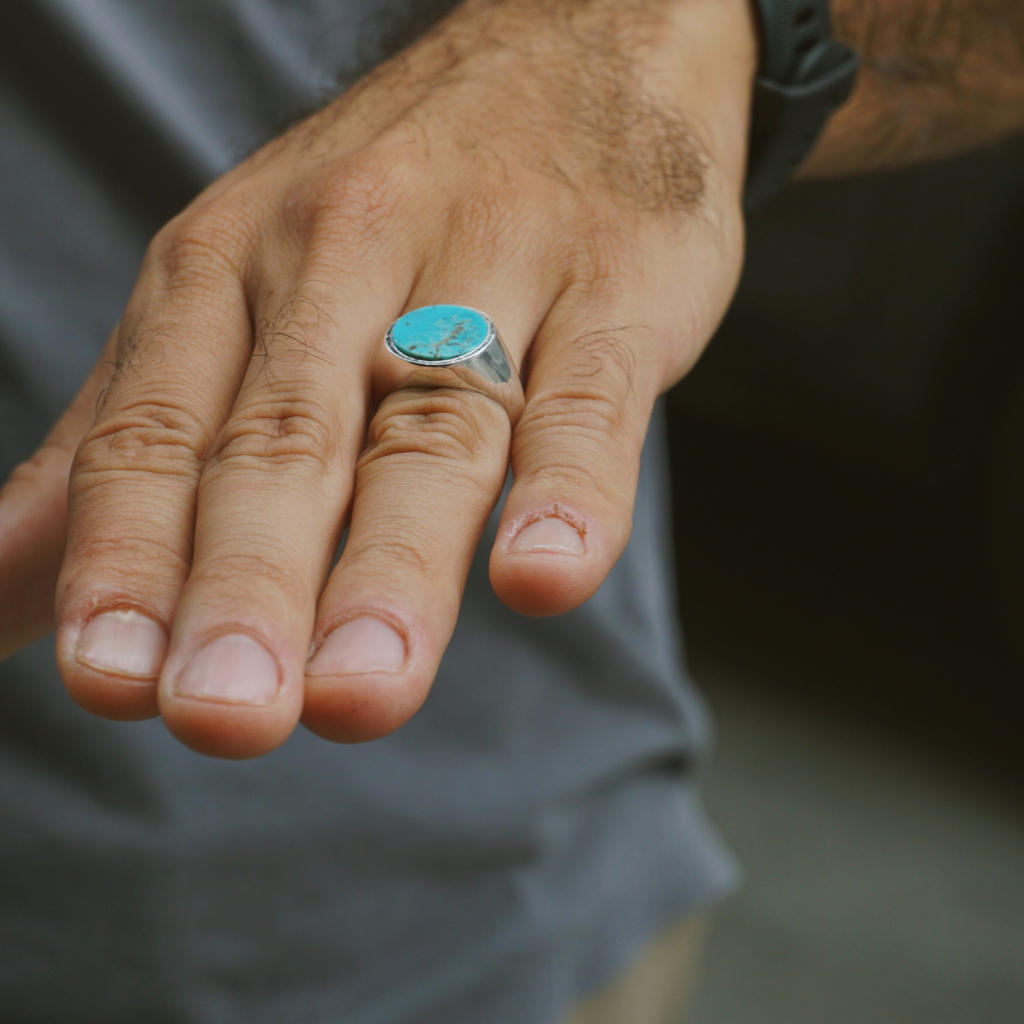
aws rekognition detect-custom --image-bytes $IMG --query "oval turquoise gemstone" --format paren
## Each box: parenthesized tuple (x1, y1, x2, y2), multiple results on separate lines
(389, 305, 490, 362)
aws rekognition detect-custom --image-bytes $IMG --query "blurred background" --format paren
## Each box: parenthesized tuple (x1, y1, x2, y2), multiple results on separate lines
(4, 2, 1022, 1018)
(666, 136, 1024, 1021)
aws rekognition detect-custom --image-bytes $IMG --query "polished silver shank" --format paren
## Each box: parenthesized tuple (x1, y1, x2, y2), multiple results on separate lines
(384, 309, 524, 424)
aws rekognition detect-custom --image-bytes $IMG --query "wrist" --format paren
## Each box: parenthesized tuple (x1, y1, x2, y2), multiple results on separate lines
(341, 0, 759, 215)
(446, 0, 759, 189)
(632, 0, 759, 192)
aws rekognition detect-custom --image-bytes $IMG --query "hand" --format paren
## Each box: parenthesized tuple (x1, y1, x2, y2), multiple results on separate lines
(0, 0, 755, 758)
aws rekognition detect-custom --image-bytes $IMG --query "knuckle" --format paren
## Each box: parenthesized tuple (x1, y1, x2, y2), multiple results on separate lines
(342, 534, 436, 578)
(65, 531, 189, 580)
(515, 457, 614, 501)
(210, 398, 337, 474)
(569, 222, 644, 293)
(4, 458, 41, 492)
(363, 390, 505, 468)
(5, 442, 71, 490)
(146, 208, 248, 287)
(73, 401, 208, 482)
(190, 549, 305, 595)
(513, 372, 641, 503)
(520, 378, 628, 439)
(444, 184, 524, 263)
(253, 292, 336, 371)
(299, 150, 415, 253)
(512, 436, 631, 514)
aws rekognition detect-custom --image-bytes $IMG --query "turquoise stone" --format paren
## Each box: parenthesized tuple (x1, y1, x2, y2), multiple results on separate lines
(389, 305, 490, 362)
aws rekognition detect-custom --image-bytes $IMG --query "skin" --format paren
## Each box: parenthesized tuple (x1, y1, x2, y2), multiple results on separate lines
(0, 0, 1022, 759)
(806, 0, 1024, 174)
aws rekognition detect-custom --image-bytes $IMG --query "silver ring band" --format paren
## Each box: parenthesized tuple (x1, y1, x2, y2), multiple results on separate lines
(384, 305, 524, 424)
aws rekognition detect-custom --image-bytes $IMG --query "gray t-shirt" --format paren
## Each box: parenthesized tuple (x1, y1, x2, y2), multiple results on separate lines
(0, 2, 736, 1021)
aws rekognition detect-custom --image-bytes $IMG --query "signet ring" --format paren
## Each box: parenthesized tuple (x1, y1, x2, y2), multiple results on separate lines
(384, 305, 525, 425)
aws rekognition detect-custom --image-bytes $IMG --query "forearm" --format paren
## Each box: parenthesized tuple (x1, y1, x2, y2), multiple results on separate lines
(803, 0, 1024, 175)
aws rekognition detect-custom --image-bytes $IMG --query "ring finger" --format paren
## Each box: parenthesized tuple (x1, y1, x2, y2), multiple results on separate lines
(301, 283, 550, 743)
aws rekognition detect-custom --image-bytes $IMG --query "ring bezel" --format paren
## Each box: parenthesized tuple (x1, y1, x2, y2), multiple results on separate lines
(384, 305, 497, 368)
(383, 304, 522, 421)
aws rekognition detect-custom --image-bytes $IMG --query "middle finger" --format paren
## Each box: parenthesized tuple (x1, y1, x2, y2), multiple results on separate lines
(156, 265, 408, 758)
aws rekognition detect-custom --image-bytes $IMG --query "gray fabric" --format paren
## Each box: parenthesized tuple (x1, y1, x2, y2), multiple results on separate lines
(0, 2, 737, 1021)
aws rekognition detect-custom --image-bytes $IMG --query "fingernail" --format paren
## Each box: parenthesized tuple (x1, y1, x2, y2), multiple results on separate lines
(308, 617, 406, 676)
(76, 609, 168, 680)
(174, 633, 280, 705)
(510, 517, 585, 555)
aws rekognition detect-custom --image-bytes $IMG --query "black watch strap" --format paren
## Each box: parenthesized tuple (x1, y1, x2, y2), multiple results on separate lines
(744, 0, 859, 210)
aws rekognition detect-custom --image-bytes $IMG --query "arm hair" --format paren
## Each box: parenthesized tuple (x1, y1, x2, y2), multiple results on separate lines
(804, 0, 1024, 174)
